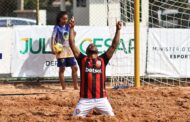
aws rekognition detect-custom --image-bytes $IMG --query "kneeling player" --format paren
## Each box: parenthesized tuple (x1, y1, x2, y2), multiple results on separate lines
(69, 18, 122, 117)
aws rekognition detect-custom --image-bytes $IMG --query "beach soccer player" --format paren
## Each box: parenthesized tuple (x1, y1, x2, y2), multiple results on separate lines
(68, 17, 122, 117)
(51, 11, 78, 90)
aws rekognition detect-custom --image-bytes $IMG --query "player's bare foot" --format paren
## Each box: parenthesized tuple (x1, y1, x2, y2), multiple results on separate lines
(60, 87, 66, 92)
(74, 86, 78, 90)
(61, 85, 66, 90)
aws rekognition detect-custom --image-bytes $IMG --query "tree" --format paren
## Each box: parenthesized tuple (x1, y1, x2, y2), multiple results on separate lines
(24, 0, 54, 10)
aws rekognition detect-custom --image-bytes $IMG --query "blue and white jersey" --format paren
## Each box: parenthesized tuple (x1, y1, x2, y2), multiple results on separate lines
(52, 24, 74, 58)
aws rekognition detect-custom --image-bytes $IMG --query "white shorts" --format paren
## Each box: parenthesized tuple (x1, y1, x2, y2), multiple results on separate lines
(73, 97, 114, 117)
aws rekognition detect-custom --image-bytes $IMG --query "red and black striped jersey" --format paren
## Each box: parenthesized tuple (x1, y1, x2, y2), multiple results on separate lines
(76, 53, 110, 99)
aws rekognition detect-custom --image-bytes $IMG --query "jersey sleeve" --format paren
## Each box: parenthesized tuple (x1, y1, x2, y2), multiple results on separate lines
(76, 53, 86, 66)
(100, 52, 110, 66)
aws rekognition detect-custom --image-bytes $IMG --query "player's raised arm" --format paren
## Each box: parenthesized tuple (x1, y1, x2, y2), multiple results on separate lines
(69, 17, 80, 58)
(106, 21, 122, 59)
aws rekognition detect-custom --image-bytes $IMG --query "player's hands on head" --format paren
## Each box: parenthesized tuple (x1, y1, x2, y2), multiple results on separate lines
(69, 16, 75, 28)
(116, 21, 122, 30)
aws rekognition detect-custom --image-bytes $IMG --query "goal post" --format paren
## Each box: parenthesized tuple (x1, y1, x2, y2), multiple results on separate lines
(134, 0, 141, 88)
(108, 0, 190, 88)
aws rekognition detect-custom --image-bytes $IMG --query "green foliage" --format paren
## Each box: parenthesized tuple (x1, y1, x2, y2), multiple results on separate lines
(24, 0, 36, 9)
(24, 0, 53, 10)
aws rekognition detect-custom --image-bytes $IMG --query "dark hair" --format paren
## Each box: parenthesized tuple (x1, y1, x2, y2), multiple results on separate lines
(56, 11, 68, 25)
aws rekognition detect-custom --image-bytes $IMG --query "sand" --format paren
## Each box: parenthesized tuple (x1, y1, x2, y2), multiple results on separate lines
(0, 83, 190, 122)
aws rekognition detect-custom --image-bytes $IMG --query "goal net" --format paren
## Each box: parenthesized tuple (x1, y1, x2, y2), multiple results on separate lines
(108, 0, 190, 88)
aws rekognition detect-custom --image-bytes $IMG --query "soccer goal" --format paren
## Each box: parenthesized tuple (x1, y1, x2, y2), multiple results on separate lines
(108, 0, 190, 88)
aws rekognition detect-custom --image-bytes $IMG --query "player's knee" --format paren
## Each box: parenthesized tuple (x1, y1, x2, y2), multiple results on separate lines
(72, 66, 78, 72)
(107, 110, 115, 116)
(59, 67, 65, 73)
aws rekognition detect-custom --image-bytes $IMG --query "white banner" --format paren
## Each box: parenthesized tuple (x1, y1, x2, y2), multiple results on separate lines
(147, 29, 190, 77)
(75, 26, 148, 76)
(11, 26, 147, 77)
(0, 28, 13, 74)
(1, 26, 188, 78)
(12, 26, 57, 77)
(110, 27, 147, 76)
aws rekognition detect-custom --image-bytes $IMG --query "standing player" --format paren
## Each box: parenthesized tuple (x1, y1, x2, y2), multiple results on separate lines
(69, 18, 122, 116)
(51, 11, 78, 90)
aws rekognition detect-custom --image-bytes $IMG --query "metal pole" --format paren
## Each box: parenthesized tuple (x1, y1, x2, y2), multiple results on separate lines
(134, 0, 140, 88)
(60, 0, 66, 11)
(17, 0, 24, 10)
(36, 0, 39, 25)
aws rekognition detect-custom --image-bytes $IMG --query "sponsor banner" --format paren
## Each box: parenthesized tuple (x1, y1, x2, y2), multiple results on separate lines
(75, 26, 147, 76)
(147, 29, 190, 77)
(108, 27, 147, 76)
(12, 26, 57, 77)
(0, 28, 13, 74)
(12, 26, 147, 77)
